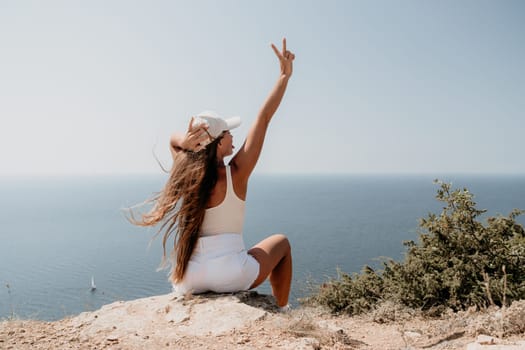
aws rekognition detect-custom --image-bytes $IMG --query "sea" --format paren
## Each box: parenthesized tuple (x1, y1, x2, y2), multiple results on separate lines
(1, 174, 524, 321)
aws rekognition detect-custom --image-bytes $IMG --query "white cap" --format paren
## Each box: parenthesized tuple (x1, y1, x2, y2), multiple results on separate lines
(193, 110, 241, 145)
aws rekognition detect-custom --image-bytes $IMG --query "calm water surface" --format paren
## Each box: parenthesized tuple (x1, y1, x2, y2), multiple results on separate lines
(1, 174, 524, 320)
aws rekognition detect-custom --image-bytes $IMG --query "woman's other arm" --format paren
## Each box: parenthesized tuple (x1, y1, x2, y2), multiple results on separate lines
(169, 117, 210, 158)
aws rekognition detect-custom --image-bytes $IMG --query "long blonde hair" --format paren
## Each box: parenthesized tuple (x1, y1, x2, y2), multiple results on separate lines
(131, 137, 222, 282)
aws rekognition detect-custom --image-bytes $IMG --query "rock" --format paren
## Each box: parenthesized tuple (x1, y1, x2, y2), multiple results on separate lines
(66, 291, 272, 349)
(293, 337, 321, 349)
(477, 334, 500, 345)
(466, 339, 525, 350)
(178, 295, 267, 336)
(1, 294, 524, 350)
(404, 330, 422, 338)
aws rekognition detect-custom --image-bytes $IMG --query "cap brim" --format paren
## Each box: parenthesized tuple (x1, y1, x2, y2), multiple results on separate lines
(224, 116, 241, 131)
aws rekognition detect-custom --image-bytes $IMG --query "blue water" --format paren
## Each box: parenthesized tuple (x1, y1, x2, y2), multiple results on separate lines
(1, 174, 524, 321)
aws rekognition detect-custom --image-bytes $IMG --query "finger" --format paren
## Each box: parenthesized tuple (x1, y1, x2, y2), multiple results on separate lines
(194, 129, 210, 144)
(271, 43, 283, 59)
(198, 126, 209, 141)
(192, 125, 208, 137)
(189, 131, 202, 144)
(198, 131, 209, 142)
(282, 37, 286, 55)
(190, 118, 205, 133)
(189, 128, 203, 142)
(188, 130, 198, 140)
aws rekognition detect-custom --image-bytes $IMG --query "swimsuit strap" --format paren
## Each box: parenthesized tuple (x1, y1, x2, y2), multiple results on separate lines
(225, 165, 235, 197)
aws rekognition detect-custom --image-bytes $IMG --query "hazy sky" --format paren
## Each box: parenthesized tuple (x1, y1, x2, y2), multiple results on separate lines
(1, 1, 524, 175)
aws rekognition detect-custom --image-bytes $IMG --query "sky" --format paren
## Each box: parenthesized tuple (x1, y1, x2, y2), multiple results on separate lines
(0, 0, 524, 175)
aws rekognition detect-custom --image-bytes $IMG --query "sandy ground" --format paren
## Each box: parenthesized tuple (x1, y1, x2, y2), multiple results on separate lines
(1, 292, 524, 350)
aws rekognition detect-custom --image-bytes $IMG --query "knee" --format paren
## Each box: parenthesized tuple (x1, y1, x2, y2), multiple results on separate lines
(273, 233, 291, 253)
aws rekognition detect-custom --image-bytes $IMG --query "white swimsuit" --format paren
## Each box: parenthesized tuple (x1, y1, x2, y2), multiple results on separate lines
(172, 166, 260, 294)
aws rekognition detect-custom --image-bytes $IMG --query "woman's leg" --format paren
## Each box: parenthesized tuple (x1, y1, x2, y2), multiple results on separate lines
(248, 234, 292, 307)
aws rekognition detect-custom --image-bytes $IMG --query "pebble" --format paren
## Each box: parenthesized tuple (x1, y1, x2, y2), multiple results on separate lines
(477, 334, 499, 345)
(404, 330, 422, 338)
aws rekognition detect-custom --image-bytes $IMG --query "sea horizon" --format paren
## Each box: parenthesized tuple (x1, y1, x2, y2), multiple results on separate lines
(1, 174, 524, 321)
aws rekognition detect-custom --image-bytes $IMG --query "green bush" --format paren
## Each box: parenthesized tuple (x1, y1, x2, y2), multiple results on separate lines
(306, 181, 525, 315)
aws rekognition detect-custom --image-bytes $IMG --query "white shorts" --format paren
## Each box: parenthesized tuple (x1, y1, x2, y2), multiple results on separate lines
(172, 233, 260, 295)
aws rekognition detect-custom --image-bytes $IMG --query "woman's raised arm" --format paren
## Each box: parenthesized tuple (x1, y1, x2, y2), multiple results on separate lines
(231, 38, 295, 180)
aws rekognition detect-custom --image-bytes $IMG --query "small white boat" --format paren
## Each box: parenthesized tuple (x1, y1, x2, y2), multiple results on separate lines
(90, 276, 96, 291)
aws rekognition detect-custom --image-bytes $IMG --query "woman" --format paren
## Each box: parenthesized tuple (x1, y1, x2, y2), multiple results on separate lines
(133, 38, 295, 309)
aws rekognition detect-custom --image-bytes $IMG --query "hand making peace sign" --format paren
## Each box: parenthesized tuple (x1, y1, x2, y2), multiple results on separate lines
(271, 38, 295, 78)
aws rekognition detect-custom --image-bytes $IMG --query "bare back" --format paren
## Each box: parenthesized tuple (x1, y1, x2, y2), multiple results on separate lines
(206, 164, 247, 209)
